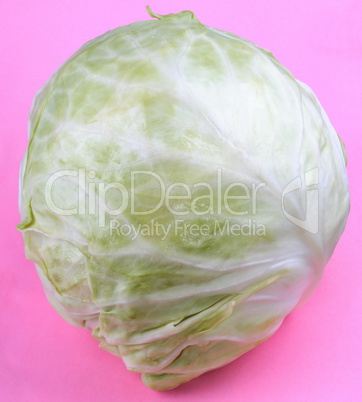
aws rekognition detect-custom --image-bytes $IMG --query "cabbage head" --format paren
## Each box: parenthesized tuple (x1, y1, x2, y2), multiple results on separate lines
(18, 7, 350, 390)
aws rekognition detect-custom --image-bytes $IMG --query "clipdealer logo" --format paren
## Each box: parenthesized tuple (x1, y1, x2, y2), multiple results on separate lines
(44, 167, 319, 235)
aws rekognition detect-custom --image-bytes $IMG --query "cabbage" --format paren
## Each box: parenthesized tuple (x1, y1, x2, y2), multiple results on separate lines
(18, 7, 349, 390)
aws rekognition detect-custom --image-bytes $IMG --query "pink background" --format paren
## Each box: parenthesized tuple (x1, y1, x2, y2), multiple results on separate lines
(1, 0, 361, 400)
